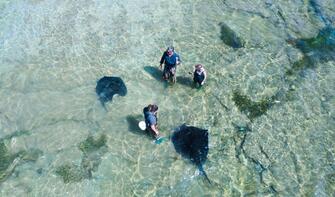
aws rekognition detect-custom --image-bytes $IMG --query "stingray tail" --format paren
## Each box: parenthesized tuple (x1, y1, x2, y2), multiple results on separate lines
(198, 164, 211, 184)
(98, 98, 107, 111)
(101, 101, 108, 112)
(99, 93, 109, 111)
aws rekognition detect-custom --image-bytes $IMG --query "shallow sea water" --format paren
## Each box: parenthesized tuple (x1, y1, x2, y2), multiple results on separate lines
(0, 0, 334, 196)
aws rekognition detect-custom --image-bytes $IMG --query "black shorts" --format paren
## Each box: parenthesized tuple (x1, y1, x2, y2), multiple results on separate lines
(194, 74, 205, 84)
(163, 65, 176, 79)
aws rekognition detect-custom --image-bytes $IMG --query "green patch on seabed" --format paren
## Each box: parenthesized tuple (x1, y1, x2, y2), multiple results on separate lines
(0, 141, 13, 182)
(0, 140, 42, 183)
(287, 26, 335, 76)
(219, 22, 245, 48)
(56, 134, 108, 183)
(79, 134, 107, 154)
(233, 91, 274, 121)
(55, 164, 87, 183)
(286, 56, 315, 76)
(295, 26, 335, 54)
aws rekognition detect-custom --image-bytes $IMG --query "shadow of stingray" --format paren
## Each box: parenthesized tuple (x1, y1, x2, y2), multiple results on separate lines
(144, 66, 163, 82)
(126, 115, 152, 139)
(176, 76, 193, 87)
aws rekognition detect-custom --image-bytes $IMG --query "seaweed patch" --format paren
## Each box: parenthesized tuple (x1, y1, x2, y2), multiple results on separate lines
(0, 141, 13, 182)
(55, 164, 87, 183)
(56, 134, 108, 183)
(287, 26, 335, 76)
(232, 91, 275, 121)
(286, 56, 315, 76)
(79, 134, 107, 155)
(0, 140, 42, 183)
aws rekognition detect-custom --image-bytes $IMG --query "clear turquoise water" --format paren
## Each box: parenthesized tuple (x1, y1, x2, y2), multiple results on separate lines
(0, 0, 334, 196)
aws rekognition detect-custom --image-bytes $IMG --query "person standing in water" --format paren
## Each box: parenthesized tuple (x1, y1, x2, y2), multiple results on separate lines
(193, 64, 207, 87)
(159, 46, 181, 83)
(143, 104, 160, 139)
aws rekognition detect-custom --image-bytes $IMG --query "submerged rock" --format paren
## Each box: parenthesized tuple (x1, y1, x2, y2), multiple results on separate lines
(219, 22, 245, 48)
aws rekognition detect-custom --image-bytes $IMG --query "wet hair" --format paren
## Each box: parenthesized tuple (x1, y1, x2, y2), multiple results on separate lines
(148, 104, 158, 112)
(166, 46, 174, 52)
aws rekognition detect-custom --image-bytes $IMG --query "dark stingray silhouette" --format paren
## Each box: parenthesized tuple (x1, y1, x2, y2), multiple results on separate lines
(95, 76, 127, 108)
(171, 124, 211, 184)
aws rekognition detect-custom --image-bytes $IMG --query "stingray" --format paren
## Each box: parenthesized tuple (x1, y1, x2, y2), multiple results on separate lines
(95, 76, 127, 108)
(171, 124, 211, 184)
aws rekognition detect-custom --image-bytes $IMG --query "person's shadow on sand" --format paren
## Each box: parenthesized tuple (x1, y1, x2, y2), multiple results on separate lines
(176, 76, 193, 87)
(126, 115, 152, 140)
(144, 66, 170, 88)
(144, 66, 163, 82)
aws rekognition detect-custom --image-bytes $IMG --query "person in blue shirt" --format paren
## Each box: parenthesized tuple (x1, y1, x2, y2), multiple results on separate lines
(143, 104, 160, 139)
(159, 46, 181, 83)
